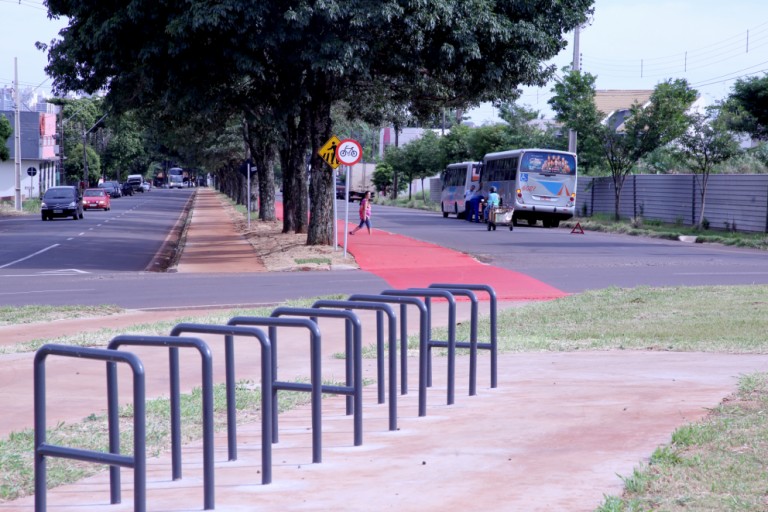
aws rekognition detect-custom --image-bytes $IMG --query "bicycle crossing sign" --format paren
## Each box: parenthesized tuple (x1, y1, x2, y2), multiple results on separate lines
(318, 135, 342, 169)
(336, 139, 363, 166)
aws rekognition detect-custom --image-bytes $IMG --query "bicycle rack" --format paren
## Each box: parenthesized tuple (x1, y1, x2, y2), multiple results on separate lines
(381, 289, 457, 405)
(226, 316, 323, 463)
(347, 294, 430, 417)
(312, 299, 398, 431)
(34, 345, 146, 512)
(416, 288, 478, 396)
(107, 335, 216, 510)
(429, 283, 498, 388)
(168, 324, 273, 484)
(270, 307, 364, 446)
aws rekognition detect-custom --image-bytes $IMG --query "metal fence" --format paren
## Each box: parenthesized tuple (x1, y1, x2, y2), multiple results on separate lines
(577, 174, 768, 233)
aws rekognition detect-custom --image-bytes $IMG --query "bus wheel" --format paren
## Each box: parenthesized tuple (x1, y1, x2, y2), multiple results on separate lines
(542, 219, 551, 228)
(528, 219, 537, 226)
(442, 203, 449, 218)
(551, 220, 560, 228)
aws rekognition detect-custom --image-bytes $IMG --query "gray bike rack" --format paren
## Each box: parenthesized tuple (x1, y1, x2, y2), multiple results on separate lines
(168, 324, 273, 484)
(227, 316, 323, 463)
(312, 299, 398, 431)
(34, 344, 146, 512)
(382, 289, 457, 405)
(417, 287, 479, 396)
(430, 283, 498, 388)
(347, 294, 430, 417)
(271, 307, 364, 446)
(107, 335, 216, 510)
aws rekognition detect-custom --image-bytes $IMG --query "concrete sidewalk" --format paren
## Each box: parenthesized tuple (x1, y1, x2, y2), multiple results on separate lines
(2, 188, 763, 511)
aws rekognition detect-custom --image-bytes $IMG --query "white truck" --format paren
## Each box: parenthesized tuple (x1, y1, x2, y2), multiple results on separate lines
(126, 174, 145, 193)
(335, 163, 376, 202)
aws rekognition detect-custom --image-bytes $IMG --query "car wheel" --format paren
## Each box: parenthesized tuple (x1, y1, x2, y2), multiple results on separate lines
(41, 213, 46, 221)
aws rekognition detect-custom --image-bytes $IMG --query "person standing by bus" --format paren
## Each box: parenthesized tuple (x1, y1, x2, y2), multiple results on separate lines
(349, 191, 372, 235)
(464, 185, 476, 222)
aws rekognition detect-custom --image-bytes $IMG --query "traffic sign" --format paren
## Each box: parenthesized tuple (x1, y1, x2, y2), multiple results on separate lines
(336, 139, 362, 166)
(26, 167, 37, 177)
(318, 135, 342, 169)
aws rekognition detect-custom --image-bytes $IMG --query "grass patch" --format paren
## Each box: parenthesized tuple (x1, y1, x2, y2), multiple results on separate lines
(0, 305, 123, 327)
(294, 257, 331, 265)
(0, 199, 40, 216)
(562, 215, 768, 251)
(0, 380, 311, 501)
(598, 372, 768, 511)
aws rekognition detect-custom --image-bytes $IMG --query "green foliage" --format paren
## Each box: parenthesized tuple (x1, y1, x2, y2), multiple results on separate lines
(0, 114, 11, 161)
(720, 73, 768, 140)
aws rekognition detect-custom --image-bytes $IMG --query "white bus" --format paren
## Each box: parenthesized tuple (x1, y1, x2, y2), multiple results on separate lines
(440, 161, 481, 218)
(168, 167, 184, 189)
(479, 148, 577, 227)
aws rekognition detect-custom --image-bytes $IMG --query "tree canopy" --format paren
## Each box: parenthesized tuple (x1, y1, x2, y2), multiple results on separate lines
(721, 74, 768, 141)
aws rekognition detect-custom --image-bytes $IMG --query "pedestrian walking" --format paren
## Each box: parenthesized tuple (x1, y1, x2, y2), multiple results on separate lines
(349, 191, 372, 235)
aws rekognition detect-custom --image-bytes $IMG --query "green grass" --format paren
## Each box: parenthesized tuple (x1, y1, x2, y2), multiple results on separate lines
(2, 287, 768, 505)
(562, 215, 768, 251)
(0, 305, 123, 327)
(294, 257, 331, 265)
(0, 199, 41, 216)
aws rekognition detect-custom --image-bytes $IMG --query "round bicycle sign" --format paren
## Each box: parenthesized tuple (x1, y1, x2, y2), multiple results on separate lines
(335, 139, 363, 166)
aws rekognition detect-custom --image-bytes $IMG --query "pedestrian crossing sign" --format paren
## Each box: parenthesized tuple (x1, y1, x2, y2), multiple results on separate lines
(318, 135, 342, 169)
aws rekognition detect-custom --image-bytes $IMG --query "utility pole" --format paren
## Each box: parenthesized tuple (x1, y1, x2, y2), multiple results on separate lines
(14, 58, 22, 210)
(82, 113, 108, 189)
(568, 26, 580, 154)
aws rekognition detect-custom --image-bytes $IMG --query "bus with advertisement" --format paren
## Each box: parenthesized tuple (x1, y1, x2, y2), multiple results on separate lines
(479, 148, 577, 227)
(440, 161, 481, 218)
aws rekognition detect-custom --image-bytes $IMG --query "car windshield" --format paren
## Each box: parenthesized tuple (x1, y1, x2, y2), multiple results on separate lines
(84, 190, 103, 197)
(43, 190, 74, 200)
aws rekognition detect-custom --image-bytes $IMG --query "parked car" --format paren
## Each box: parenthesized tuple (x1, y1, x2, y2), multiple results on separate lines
(141, 181, 151, 192)
(82, 188, 111, 211)
(100, 181, 122, 198)
(40, 186, 83, 221)
(121, 182, 134, 196)
(127, 174, 144, 192)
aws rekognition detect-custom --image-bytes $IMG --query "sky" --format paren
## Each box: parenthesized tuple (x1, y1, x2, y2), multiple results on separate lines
(2, 0, 768, 122)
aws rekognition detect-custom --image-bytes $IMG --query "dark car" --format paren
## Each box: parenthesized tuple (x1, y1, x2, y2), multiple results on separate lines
(121, 182, 134, 196)
(100, 181, 122, 198)
(41, 186, 84, 221)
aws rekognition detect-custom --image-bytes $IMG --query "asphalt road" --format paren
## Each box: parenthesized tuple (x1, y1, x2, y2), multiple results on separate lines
(1, 194, 766, 309)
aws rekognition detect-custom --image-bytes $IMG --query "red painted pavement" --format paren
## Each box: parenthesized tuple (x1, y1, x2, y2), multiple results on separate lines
(276, 201, 566, 300)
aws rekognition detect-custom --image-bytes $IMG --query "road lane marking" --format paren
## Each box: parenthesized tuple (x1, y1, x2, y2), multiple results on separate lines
(0, 244, 59, 269)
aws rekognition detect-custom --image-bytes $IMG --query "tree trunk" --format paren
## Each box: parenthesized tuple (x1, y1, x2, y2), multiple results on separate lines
(306, 87, 334, 246)
(279, 109, 310, 234)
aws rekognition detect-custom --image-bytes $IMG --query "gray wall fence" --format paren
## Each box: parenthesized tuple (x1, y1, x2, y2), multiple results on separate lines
(577, 174, 768, 233)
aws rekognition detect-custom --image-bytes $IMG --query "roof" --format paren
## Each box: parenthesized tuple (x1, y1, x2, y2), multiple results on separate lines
(594, 90, 653, 116)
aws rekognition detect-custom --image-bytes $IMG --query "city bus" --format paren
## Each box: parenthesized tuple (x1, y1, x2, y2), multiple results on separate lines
(440, 161, 481, 218)
(479, 148, 577, 227)
(168, 167, 184, 189)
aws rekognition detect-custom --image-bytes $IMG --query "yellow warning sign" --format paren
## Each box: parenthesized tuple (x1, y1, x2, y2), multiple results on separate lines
(318, 135, 342, 169)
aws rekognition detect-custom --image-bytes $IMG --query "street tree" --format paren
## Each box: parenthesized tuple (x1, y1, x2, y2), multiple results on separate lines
(677, 108, 741, 228)
(721, 74, 768, 141)
(43, 0, 593, 244)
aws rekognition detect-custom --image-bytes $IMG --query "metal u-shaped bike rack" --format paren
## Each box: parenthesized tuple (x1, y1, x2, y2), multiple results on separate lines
(347, 294, 430, 416)
(381, 289, 457, 405)
(429, 283, 498, 388)
(312, 299, 398, 431)
(168, 323, 273, 484)
(107, 334, 216, 510)
(226, 315, 324, 463)
(34, 345, 146, 512)
(270, 307, 364, 446)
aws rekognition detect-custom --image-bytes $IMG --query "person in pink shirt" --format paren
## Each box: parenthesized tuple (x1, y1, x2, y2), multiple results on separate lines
(349, 191, 372, 235)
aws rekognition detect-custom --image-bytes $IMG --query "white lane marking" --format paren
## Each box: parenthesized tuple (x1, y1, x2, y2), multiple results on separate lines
(0, 244, 60, 269)
(40, 269, 90, 275)
(0, 288, 95, 296)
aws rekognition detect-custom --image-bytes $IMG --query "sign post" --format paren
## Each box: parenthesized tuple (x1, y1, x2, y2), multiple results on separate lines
(318, 135, 342, 250)
(335, 139, 363, 259)
(26, 167, 37, 203)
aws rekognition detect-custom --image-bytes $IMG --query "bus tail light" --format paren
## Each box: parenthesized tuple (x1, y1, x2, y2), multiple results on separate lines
(569, 192, 576, 203)
(516, 188, 522, 198)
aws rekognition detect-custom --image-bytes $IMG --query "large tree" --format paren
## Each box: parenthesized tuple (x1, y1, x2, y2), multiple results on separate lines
(721, 74, 768, 141)
(0, 114, 11, 162)
(43, 0, 593, 244)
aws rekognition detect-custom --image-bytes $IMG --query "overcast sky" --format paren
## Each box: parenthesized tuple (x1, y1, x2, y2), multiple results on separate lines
(2, 0, 767, 123)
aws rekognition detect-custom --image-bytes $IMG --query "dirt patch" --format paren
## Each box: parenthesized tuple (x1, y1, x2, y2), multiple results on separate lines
(227, 205, 359, 272)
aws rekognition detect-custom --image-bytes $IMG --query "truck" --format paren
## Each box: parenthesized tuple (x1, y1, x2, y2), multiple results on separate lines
(335, 163, 377, 202)
(126, 174, 145, 192)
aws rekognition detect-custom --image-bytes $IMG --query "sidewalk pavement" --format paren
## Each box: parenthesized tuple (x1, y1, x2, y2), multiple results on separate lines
(2, 188, 764, 511)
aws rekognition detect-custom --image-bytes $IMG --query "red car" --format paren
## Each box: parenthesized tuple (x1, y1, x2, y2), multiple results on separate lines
(82, 188, 111, 211)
